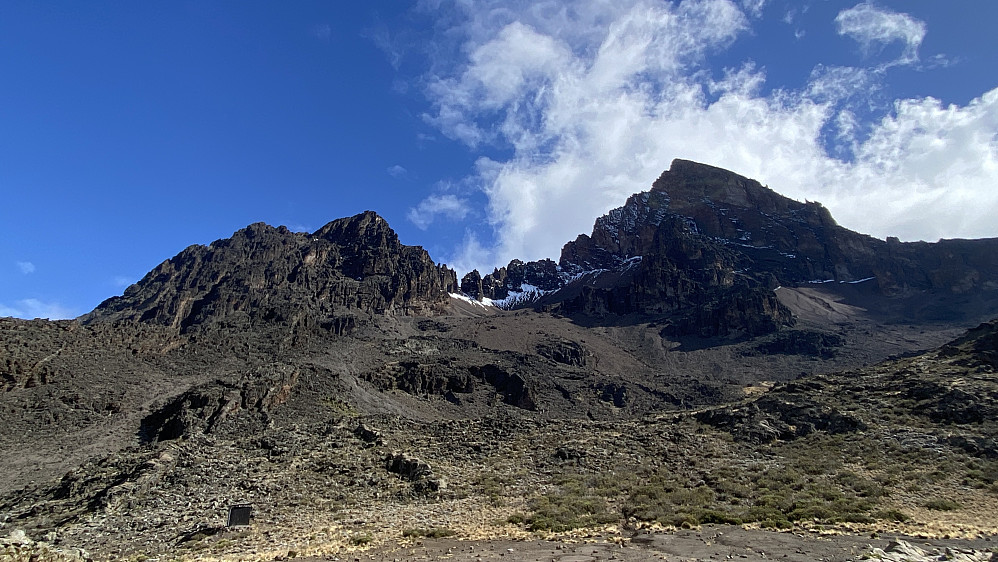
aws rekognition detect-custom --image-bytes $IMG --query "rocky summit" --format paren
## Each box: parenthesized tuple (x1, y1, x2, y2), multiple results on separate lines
(83, 211, 458, 330)
(2, 160, 998, 561)
(464, 160, 998, 334)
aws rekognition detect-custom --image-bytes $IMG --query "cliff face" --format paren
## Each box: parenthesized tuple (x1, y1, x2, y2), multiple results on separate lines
(79, 160, 998, 338)
(459, 160, 998, 335)
(82, 211, 458, 331)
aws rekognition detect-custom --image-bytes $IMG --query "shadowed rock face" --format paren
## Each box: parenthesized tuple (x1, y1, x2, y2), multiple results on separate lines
(81, 211, 458, 331)
(651, 160, 998, 296)
(79, 160, 998, 340)
(460, 160, 998, 336)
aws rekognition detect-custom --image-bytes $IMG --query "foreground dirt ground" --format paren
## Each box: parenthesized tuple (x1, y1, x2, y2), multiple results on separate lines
(296, 526, 997, 562)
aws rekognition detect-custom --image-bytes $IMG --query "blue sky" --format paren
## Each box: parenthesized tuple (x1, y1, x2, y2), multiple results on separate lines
(2, 1, 997, 319)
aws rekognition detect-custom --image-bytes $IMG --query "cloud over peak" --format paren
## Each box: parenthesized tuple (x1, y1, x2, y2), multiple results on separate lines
(408, 194, 472, 230)
(414, 0, 998, 275)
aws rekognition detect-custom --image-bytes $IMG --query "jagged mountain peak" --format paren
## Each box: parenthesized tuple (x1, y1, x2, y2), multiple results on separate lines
(77, 161, 998, 340)
(463, 160, 998, 336)
(82, 211, 457, 330)
(312, 210, 396, 244)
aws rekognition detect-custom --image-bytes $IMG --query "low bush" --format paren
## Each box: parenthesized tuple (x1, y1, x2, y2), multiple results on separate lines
(402, 527, 457, 539)
(923, 498, 961, 511)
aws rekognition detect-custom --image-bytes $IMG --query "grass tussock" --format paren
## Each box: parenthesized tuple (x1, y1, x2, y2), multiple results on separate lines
(402, 527, 457, 538)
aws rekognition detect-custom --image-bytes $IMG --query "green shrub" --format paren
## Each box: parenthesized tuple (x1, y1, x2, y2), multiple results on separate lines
(923, 498, 961, 511)
(402, 528, 457, 539)
(524, 492, 617, 532)
(351, 533, 373, 546)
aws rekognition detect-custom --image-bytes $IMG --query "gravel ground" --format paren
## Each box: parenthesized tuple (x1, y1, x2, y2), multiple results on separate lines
(295, 526, 997, 562)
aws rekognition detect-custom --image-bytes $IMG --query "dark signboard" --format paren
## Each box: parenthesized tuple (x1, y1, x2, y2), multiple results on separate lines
(227, 504, 252, 527)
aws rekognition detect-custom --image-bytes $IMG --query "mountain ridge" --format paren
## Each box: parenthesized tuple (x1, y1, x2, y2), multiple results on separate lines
(75, 159, 998, 339)
(459, 159, 998, 334)
(3, 159, 998, 560)
(82, 211, 459, 331)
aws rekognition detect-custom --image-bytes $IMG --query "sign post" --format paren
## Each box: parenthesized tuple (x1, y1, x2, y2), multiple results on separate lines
(227, 504, 252, 527)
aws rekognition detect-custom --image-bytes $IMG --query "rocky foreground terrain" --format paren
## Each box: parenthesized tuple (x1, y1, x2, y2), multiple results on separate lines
(2, 161, 997, 560)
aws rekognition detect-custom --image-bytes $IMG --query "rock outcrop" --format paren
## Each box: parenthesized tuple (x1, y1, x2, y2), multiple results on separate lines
(458, 160, 998, 337)
(81, 212, 458, 332)
(138, 364, 299, 444)
(696, 395, 867, 444)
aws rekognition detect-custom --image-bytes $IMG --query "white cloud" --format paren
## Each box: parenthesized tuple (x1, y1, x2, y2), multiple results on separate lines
(312, 23, 332, 42)
(420, 0, 998, 274)
(16, 261, 35, 274)
(387, 165, 408, 178)
(368, 23, 405, 70)
(408, 194, 472, 229)
(446, 230, 490, 275)
(739, 0, 766, 19)
(0, 299, 76, 320)
(284, 223, 312, 233)
(835, 3, 925, 67)
(805, 65, 879, 107)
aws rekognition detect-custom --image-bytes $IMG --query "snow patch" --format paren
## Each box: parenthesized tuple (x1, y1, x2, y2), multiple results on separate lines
(449, 293, 492, 308)
(806, 277, 875, 285)
(488, 283, 553, 310)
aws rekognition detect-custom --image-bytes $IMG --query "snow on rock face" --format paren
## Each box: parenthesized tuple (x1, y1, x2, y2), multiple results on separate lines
(587, 190, 671, 257)
(458, 160, 998, 320)
(594, 191, 671, 247)
(450, 286, 554, 310)
(449, 293, 491, 308)
(483, 284, 553, 310)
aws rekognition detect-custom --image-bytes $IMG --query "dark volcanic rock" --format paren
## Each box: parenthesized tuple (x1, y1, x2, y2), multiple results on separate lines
(658, 286, 792, 338)
(940, 319, 998, 367)
(536, 340, 591, 367)
(906, 381, 995, 425)
(472, 259, 562, 302)
(470, 364, 537, 411)
(460, 270, 484, 300)
(458, 160, 998, 338)
(595, 382, 628, 408)
(749, 330, 845, 359)
(82, 212, 458, 331)
(646, 160, 998, 296)
(364, 360, 476, 397)
(696, 395, 867, 444)
(139, 364, 298, 443)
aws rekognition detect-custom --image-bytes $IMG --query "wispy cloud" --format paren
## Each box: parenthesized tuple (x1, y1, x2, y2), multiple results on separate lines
(282, 222, 313, 233)
(416, 0, 998, 274)
(446, 229, 489, 276)
(739, 0, 766, 19)
(367, 22, 405, 70)
(0, 298, 77, 320)
(835, 2, 926, 68)
(408, 194, 471, 229)
(312, 23, 332, 42)
(112, 276, 135, 288)
(387, 165, 408, 179)
(16, 261, 35, 274)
